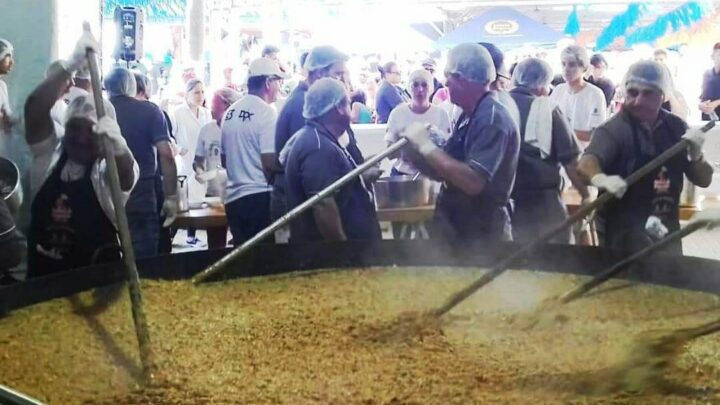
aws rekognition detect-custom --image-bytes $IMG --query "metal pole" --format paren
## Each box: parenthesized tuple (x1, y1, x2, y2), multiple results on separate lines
(192, 138, 409, 284)
(83, 22, 156, 381)
(0, 384, 45, 405)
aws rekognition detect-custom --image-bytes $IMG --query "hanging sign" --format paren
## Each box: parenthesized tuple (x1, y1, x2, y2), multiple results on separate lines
(484, 20, 520, 35)
(113, 6, 145, 62)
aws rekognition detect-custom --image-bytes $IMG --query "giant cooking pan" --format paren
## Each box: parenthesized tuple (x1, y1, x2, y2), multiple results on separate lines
(3, 239, 720, 315)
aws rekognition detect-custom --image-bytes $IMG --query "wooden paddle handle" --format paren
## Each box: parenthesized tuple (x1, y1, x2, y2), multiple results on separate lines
(84, 22, 155, 381)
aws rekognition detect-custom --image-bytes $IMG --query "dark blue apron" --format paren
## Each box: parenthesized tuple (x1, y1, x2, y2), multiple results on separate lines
(27, 153, 120, 278)
(433, 96, 512, 241)
(596, 114, 684, 253)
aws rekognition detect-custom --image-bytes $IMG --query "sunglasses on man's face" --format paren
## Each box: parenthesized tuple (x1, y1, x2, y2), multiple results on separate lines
(625, 87, 660, 98)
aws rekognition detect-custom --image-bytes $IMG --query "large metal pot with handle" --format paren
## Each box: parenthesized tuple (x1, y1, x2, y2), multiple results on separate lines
(373, 175, 433, 209)
(0, 157, 22, 213)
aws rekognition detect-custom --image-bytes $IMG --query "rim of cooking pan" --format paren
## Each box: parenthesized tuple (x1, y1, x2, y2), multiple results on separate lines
(2, 239, 719, 315)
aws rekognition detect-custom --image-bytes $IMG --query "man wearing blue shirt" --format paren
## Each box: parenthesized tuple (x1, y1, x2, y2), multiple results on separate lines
(403, 43, 520, 241)
(285, 79, 381, 242)
(106, 68, 178, 258)
(699, 42, 720, 120)
(272, 46, 366, 228)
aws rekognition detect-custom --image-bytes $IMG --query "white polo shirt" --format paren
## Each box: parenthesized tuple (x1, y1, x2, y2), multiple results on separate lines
(221, 94, 276, 204)
(550, 83, 606, 138)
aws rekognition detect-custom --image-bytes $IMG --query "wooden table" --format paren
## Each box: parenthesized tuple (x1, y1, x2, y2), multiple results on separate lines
(172, 205, 228, 249)
(377, 205, 434, 239)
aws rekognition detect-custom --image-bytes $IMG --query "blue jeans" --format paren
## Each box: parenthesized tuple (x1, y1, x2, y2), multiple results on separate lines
(127, 212, 159, 258)
(225, 192, 271, 247)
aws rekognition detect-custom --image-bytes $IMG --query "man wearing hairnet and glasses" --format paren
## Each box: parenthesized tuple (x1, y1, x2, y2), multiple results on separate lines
(0, 38, 15, 136)
(284, 78, 381, 242)
(24, 30, 139, 278)
(578, 61, 713, 254)
(271, 45, 373, 241)
(401, 43, 520, 242)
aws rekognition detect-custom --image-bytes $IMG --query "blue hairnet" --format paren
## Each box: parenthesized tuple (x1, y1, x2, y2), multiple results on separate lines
(512, 58, 553, 90)
(304, 46, 348, 73)
(445, 43, 495, 84)
(623, 60, 671, 96)
(303, 78, 347, 119)
(0, 38, 13, 60)
(104, 67, 137, 97)
(65, 94, 117, 124)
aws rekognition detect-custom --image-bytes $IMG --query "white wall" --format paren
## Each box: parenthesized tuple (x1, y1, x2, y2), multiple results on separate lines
(0, 0, 58, 228)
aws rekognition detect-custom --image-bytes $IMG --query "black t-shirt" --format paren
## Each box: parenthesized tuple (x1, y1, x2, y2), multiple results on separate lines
(586, 76, 616, 107)
(700, 68, 720, 120)
(509, 87, 580, 192)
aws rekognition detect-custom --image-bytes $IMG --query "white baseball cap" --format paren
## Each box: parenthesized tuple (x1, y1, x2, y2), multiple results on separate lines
(248, 58, 288, 79)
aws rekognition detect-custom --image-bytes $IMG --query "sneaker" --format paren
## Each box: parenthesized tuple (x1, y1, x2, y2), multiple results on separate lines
(185, 236, 206, 247)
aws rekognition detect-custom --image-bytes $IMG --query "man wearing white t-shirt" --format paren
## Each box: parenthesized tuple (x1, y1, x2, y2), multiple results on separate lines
(221, 58, 286, 245)
(550, 45, 606, 149)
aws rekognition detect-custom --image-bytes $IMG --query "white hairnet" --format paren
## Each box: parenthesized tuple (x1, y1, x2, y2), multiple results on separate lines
(408, 69, 433, 86)
(561, 45, 590, 69)
(512, 58, 553, 90)
(304, 46, 348, 73)
(104, 67, 137, 97)
(45, 60, 69, 78)
(0, 38, 13, 60)
(445, 43, 495, 84)
(65, 94, 116, 125)
(303, 78, 348, 119)
(622, 60, 671, 96)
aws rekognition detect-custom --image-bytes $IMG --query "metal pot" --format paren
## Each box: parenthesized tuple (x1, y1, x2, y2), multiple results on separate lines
(0, 157, 22, 214)
(373, 175, 432, 209)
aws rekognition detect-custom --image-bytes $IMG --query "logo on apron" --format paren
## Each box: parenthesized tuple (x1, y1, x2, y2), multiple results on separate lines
(37, 194, 76, 260)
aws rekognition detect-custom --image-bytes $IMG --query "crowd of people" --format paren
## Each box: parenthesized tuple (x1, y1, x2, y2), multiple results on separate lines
(1, 26, 720, 283)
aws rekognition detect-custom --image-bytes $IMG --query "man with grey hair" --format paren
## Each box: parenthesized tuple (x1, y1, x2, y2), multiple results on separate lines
(271, 45, 366, 226)
(550, 45, 606, 148)
(509, 58, 588, 243)
(578, 60, 713, 254)
(403, 43, 520, 241)
(285, 78, 381, 242)
(106, 67, 178, 258)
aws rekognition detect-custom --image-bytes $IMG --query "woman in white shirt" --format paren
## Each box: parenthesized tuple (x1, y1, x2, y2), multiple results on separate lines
(550, 45, 607, 149)
(172, 78, 211, 245)
(385, 69, 451, 177)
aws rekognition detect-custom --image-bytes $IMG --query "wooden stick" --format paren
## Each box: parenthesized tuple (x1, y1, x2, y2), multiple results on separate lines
(193, 138, 408, 284)
(557, 220, 708, 305)
(83, 22, 155, 381)
(429, 120, 716, 318)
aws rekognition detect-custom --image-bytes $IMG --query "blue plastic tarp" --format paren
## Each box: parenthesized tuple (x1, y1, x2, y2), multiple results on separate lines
(436, 6, 564, 49)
